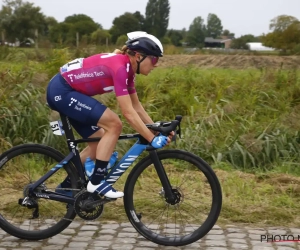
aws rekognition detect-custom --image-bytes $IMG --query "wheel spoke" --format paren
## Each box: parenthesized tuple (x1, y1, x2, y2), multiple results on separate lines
(0, 146, 78, 240)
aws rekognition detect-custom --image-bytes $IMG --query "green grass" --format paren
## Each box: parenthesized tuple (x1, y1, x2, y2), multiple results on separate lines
(215, 166, 300, 227)
(1, 49, 300, 226)
(74, 164, 300, 228)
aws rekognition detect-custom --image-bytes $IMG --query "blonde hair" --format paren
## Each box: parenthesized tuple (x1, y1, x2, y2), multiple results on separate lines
(113, 45, 140, 56)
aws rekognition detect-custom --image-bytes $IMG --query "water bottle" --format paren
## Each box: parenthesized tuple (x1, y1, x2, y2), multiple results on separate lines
(85, 157, 95, 179)
(107, 151, 118, 170)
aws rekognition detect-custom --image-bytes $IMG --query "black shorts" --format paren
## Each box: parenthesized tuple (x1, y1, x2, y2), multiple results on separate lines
(46, 73, 107, 138)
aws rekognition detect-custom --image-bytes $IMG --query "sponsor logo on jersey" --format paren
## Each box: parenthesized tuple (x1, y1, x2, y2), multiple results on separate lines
(69, 97, 77, 106)
(54, 95, 62, 101)
(72, 71, 105, 80)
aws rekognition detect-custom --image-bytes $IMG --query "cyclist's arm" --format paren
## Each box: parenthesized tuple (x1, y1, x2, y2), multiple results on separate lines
(117, 95, 155, 142)
(129, 93, 154, 124)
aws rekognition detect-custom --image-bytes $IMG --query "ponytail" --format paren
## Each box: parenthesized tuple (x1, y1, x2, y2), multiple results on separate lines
(113, 45, 136, 56)
(113, 45, 128, 55)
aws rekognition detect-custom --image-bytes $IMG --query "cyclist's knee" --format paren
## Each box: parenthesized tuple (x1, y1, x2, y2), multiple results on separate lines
(97, 115, 122, 134)
(109, 118, 122, 134)
(113, 119, 123, 134)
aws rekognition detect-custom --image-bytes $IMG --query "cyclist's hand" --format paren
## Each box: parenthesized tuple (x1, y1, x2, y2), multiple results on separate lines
(168, 131, 175, 143)
(154, 131, 175, 146)
(150, 135, 169, 149)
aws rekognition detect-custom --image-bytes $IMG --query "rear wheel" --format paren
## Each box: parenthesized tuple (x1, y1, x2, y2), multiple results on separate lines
(124, 149, 222, 246)
(0, 144, 79, 240)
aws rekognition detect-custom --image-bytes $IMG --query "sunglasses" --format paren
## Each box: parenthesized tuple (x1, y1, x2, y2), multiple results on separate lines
(134, 51, 159, 65)
(148, 55, 159, 65)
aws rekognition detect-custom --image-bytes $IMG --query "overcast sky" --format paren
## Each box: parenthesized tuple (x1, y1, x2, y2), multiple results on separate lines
(1, 0, 299, 37)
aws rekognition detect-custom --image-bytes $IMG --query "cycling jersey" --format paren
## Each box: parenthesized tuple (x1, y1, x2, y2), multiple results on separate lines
(60, 53, 136, 97)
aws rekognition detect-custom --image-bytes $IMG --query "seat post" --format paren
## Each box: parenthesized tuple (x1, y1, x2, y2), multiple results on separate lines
(59, 113, 76, 141)
(59, 113, 83, 173)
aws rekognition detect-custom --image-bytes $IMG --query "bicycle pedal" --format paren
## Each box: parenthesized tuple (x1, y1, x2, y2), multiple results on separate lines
(104, 197, 117, 201)
(96, 194, 117, 202)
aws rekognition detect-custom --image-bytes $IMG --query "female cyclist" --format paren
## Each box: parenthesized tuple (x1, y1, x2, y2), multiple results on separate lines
(46, 31, 173, 199)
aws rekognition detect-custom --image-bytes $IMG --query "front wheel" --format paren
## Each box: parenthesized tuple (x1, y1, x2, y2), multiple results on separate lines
(124, 149, 222, 246)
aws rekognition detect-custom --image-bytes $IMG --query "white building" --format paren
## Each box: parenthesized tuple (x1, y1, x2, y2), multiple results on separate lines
(246, 42, 275, 51)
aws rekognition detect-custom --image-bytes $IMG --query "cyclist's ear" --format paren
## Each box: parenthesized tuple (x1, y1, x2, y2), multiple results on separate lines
(135, 53, 142, 62)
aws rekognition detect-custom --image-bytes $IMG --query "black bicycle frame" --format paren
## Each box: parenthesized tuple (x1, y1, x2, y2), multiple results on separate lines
(28, 113, 177, 204)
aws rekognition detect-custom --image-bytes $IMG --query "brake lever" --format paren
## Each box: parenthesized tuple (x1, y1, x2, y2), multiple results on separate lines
(177, 123, 181, 139)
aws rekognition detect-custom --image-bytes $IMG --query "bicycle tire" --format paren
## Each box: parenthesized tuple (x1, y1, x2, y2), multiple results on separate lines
(123, 149, 222, 246)
(0, 144, 79, 240)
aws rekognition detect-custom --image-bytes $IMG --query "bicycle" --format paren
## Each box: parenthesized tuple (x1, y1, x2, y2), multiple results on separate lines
(0, 112, 222, 246)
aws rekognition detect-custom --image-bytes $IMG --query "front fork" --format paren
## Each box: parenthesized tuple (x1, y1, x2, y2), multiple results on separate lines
(148, 150, 175, 203)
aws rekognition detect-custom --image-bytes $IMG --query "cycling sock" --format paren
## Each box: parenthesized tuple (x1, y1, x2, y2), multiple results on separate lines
(90, 159, 109, 185)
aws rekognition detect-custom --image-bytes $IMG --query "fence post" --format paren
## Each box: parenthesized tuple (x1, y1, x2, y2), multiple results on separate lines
(1, 31, 4, 45)
(35, 29, 38, 49)
(76, 32, 79, 48)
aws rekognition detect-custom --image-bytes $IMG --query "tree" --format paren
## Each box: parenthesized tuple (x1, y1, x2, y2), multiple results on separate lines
(186, 16, 206, 47)
(144, 0, 170, 39)
(221, 29, 235, 38)
(167, 29, 183, 46)
(116, 34, 128, 46)
(64, 14, 102, 29)
(230, 34, 260, 49)
(109, 12, 142, 43)
(0, 4, 12, 41)
(49, 14, 100, 45)
(133, 11, 145, 30)
(45, 17, 58, 29)
(269, 15, 298, 32)
(260, 15, 300, 53)
(0, 0, 47, 43)
(43, 16, 58, 37)
(65, 14, 100, 41)
(206, 13, 223, 38)
(282, 22, 300, 51)
(181, 28, 188, 42)
(91, 29, 111, 45)
(262, 21, 300, 52)
(48, 22, 73, 45)
(261, 32, 278, 49)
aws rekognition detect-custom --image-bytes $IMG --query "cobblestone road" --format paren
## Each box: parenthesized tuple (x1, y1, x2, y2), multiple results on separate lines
(0, 221, 300, 250)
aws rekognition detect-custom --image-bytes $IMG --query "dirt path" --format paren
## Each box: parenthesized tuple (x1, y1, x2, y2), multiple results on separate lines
(159, 54, 300, 69)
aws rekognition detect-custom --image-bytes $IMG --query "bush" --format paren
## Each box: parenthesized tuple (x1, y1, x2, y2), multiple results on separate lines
(0, 65, 66, 154)
(116, 35, 128, 46)
(0, 46, 10, 60)
(1, 50, 300, 173)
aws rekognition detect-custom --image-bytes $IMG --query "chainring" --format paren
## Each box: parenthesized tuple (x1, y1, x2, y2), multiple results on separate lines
(74, 189, 104, 220)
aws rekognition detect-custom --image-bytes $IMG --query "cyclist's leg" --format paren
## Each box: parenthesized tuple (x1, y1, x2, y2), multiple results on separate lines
(46, 74, 105, 191)
(70, 110, 124, 199)
(79, 128, 105, 163)
(54, 127, 105, 195)
(47, 74, 123, 198)
(86, 108, 124, 198)
(69, 124, 117, 170)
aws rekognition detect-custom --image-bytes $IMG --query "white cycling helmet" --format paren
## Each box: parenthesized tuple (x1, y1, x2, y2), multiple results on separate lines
(126, 31, 163, 57)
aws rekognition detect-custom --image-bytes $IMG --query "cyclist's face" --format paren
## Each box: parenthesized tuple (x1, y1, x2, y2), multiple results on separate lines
(138, 55, 158, 75)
